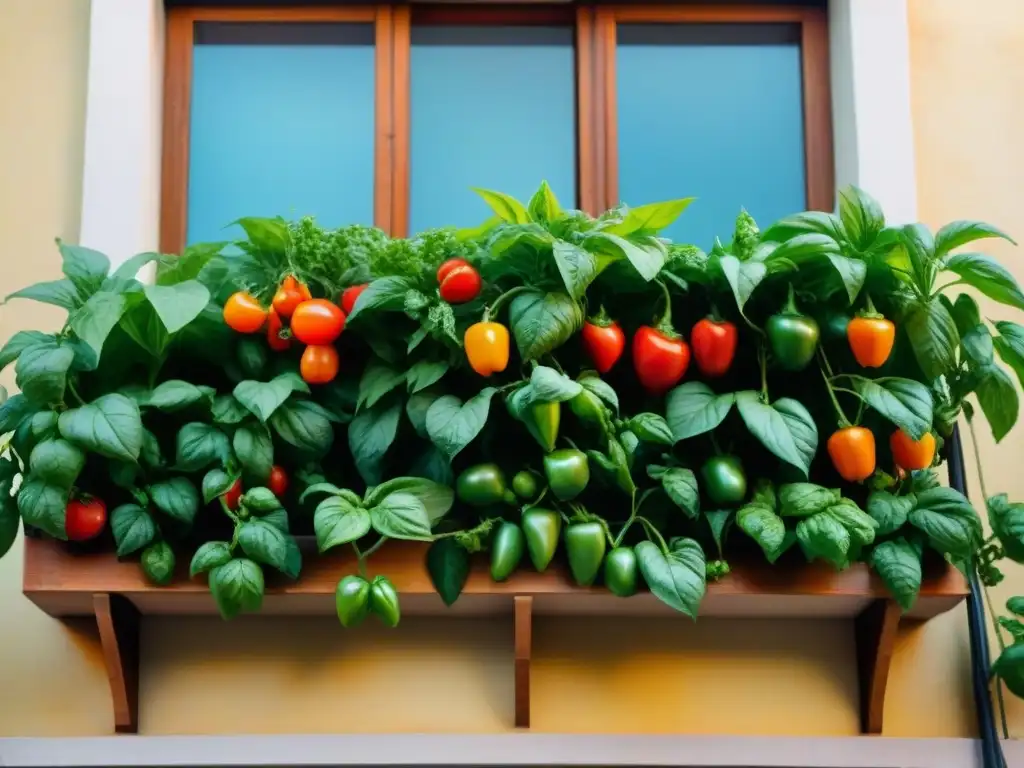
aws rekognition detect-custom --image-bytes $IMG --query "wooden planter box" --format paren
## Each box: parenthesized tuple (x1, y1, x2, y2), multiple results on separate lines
(23, 536, 967, 735)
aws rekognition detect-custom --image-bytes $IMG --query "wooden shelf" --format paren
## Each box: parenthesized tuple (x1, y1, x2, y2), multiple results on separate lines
(22, 536, 967, 736)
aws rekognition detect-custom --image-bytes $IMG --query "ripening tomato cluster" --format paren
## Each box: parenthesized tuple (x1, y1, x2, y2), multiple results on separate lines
(223, 276, 369, 386)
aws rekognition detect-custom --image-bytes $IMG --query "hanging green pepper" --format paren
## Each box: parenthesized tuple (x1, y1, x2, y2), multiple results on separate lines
(606, 438, 636, 495)
(700, 455, 748, 505)
(512, 470, 541, 501)
(490, 521, 525, 582)
(335, 575, 371, 628)
(603, 547, 639, 597)
(564, 520, 607, 586)
(543, 449, 590, 501)
(521, 507, 562, 572)
(369, 576, 401, 627)
(568, 388, 611, 433)
(529, 402, 561, 452)
(766, 284, 820, 371)
(456, 464, 515, 507)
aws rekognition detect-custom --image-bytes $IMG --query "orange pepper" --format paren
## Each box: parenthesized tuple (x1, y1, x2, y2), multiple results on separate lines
(890, 429, 936, 471)
(827, 426, 876, 482)
(847, 296, 895, 368)
(464, 322, 509, 377)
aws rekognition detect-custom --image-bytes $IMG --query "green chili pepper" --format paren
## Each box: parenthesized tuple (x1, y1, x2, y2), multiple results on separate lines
(457, 463, 515, 507)
(521, 507, 562, 572)
(766, 285, 820, 371)
(603, 546, 639, 597)
(543, 449, 590, 501)
(369, 575, 401, 627)
(568, 389, 610, 431)
(618, 430, 639, 470)
(701, 455, 748, 505)
(529, 402, 561, 453)
(335, 574, 371, 628)
(607, 438, 636, 494)
(564, 521, 607, 586)
(490, 521, 525, 582)
(512, 470, 541, 501)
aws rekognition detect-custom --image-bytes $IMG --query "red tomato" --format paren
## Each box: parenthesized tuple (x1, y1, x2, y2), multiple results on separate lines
(632, 326, 690, 395)
(581, 320, 625, 373)
(268, 465, 289, 496)
(437, 258, 471, 283)
(438, 265, 482, 304)
(266, 309, 291, 352)
(300, 344, 340, 384)
(65, 498, 107, 542)
(291, 299, 346, 345)
(341, 284, 369, 315)
(223, 292, 268, 334)
(272, 275, 312, 318)
(691, 318, 738, 377)
(224, 478, 243, 511)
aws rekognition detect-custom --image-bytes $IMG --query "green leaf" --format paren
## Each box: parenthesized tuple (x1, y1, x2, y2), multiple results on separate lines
(427, 538, 471, 607)
(0, 394, 36, 435)
(905, 298, 958, 380)
(935, 220, 1016, 257)
(529, 366, 582, 403)
(736, 502, 786, 561)
(603, 198, 694, 237)
(736, 393, 818, 477)
(579, 374, 619, 414)
(112, 251, 159, 280)
(60, 241, 109, 297)
(665, 382, 735, 441)
(838, 186, 885, 249)
(147, 380, 214, 412)
(762, 211, 847, 243)
(15, 340, 74, 405)
(190, 541, 233, 577)
(406, 359, 449, 394)
(779, 483, 841, 518)
(634, 539, 706, 619)
(233, 423, 273, 485)
(110, 503, 156, 556)
(209, 558, 265, 620)
(314, 496, 371, 553)
(269, 399, 335, 458)
(951, 293, 982, 336)
(585, 231, 665, 281)
(866, 491, 914, 536)
(508, 291, 583, 361)
(850, 376, 933, 440)
(0, 487, 19, 560)
(824, 254, 868, 304)
(346, 276, 416, 324)
(0, 331, 52, 373)
(995, 321, 1024, 390)
(212, 394, 249, 425)
(626, 413, 674, 445)
(405, 388, 440, 439)
(149, 477, 200, 525)
(987, 494, 1024, 563)
(349, 399, 402, 485)
(358, 359, 407, 410)
(58, 393, 143, 462)
(827, 499, 878, 547)
(871, 538, 922, 611)
(369, 491, 433, 541)
(472, 187, 531, 224)
(363, 477, 454, 524)
(118, 299, 169, 357)
(69, 290, 136, 357)
(796, 512, 851, 568)
(1008, 596, 1024, 616)
(961, 324, 994, 368)
(993, 644, 1024, 699)
(908, 487, 982, 559)
(17, 479, 68, 539)
(202, 468, 236, 504)
(661, 468, 699, 519)
(526, 181, 562, 223)
(299, 482, 345, 504)
(975, 364, 1019, 443)
(425, 388, 496, 461)
(552, 241, 599, 299)
(5, 279, 81, 310)
(174, 422, 230, 472)
(238, 519, 301, 579)
(28, 438, 85, 488)
(719, 254, 767, 310)
(141, 541, 176, 586)
(765, 232, 841, 264)
(260, 507, 290, 533)
(945, 253, 1024, 311)
(234, 373, 310, 423)
(142, 429, 165, 469)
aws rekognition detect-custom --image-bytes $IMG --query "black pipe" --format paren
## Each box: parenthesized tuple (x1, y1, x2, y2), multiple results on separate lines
(947, 425, 1006, 768)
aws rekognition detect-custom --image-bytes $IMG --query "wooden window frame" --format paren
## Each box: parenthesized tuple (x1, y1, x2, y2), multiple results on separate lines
(594, 4, 834, 213)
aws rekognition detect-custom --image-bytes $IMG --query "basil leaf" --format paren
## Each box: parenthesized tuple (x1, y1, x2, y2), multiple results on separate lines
(314, 496, 371, 553)
(348, 399, 402, 485)
(212, 394, 249, 425)
(425, 388, 496, 461)
(736, 502, 786, 561)
(147, 380, 214, 412)
(904, 298, 959, 380)
(796, 512, 851, 568)
(472, 187, 531, 224)
(58, 393, 143, 463)
(839, 186, 885, 249)
(579, 374, 619, 414)
(238, 519, 301, 578)
(143, 280, 210, 333)
(870, 538, 922, 611)
(988, 494, 1024, 563)
(269, 400, 334, 458)
(827, 499, 878, 547)
(529, 365, 583, 403)
(427, 538, 471, 607)
(406, 359, 449, 394)
(779, 483, 840, 518)
(234, 373, 309, 423)
(202, 468, 236, 504)
(719, 254, 767, 310)
(993, 644, 1024, 699)
(551, 241, 598, 299)
(0, 331, 52, 373)
(866, 491, 914, 536)
(233, 423, 274, 485)
(110, 503, 156, 556)
(634, 539, 706, 619)
(190, 541, 233, 577)
(850, 376, 933, 440)
(15, 340, 74, 405)
(945, 253, 1024, 311)
(17, 479, 68, 539)
(935, 220, 1016, 257)
(736, 392, 817, 477)
(976, 364, 1019, 443)
(369, 491, 433, 541)
(362, 477, 454, 524)
(508, 291, 583, 361)
(28, 438, 85, 488)
(149, 477, 200, 526)
(209, 558, 265, 620)
(358, 359, 407, 410)
(660, 468, 699, 519)
(665, 382, 735, 441)
(626, 413, 674, 445)
(175, 422, 230, 472)
(5, 279, 81, 311)
(908, 487, 982, 559)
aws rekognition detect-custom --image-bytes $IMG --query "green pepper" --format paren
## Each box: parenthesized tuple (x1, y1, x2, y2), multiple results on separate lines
(369, 575, 401, 627)
(618, 430, 639, 470)
(512, 470, 541, 502)
(529, 401, 561, 453)
(603, 547, 638, 597)
(543, 449, 590, 501)
(490, 521, 524, 582)
(521, 508, 561, 572)
(336, 574, 371, 628)
(457, 463, 514, 507)
(568, 389, 610, 432)
(564, 521, 607, 586)
(766, 285, 819, 371)
(607, 438, 636, 494)
(701, 455, 748, 505)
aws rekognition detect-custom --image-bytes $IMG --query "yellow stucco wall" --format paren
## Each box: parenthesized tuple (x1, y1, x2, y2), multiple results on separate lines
(0, 0, 1020, 739)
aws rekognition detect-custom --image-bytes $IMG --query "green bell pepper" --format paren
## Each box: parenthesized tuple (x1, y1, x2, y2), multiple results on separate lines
(457, 463, 514, 507)
(369, 575, 401, 627)
(603, 546, 638, 597)
(701, 455, 748, 505)
(568, 389, 610, 432)
(512, 470, 541, 502)
(490, 521, 525, 582)
(543, 449, 590, 501)
(564, 521, 607, 586)
(521, 507, 562, 572)
(766, 286, 819, 371)
(336, 574, 371, 628)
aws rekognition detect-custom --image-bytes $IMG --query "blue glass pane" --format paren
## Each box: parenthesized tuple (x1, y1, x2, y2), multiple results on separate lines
(409, 26, 576, 233)
(187, 23, 375, 245)
(616, 24, 806, 251)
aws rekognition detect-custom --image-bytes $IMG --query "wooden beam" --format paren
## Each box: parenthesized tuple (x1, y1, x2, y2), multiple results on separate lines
(514, 595, 532, 729)
(855, 599, 901, 734)
(800, 7, 835, 211)
(93, 593, 141, 734)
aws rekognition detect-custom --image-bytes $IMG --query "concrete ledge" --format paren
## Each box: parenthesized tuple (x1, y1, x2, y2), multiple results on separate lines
(1, 734, 1022, 768)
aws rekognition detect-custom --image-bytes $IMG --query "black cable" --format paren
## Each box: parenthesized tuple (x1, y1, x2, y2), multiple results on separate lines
(948, 425, 1006, 768)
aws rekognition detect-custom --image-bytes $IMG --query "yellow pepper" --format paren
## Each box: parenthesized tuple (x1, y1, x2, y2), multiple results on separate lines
(464, 322, 509, 376)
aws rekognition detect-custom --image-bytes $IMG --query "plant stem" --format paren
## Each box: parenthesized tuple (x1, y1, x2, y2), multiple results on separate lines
(66, 378, 85, 406)
(931, 280, 965, 299)
(613, 488, 658, 548)
(351, 543, 368, 579)
(637, 516, 668, 552)
(361, 535, 388, 561)
(654, 279, 674, 330)
(758, 343, 769, 400)
(819, 363, 851, 427)
(982, 580, 1011, 739)
(484, 285, 531, 321)
(967, 414, 990, 502)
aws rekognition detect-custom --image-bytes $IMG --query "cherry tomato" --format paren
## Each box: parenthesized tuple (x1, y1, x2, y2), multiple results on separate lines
(268, 465, 289, 496)
(291, 299, 346, 345)
(890, 429, 936, 471)
(581, 318, 625, 373)
(827, 426, 876, 482)
(691, 317, 738, 377)
(632, 326, 690, 395)
(266, 309, 291, 351)
(341, 284, 369, 315)
(224, 478, 243, 511)
(437, 258, 471, 283)
(272, 275, 312, 318)
(438, 264, 482, 304)
(300, 344, 340, 384)
(223, 292, 268, 334)
(65, 497, 107, 542)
